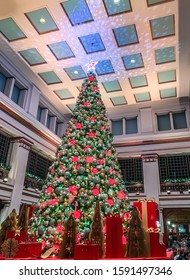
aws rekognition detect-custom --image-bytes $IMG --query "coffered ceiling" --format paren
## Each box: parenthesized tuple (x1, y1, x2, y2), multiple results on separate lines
(0, 0, 189, 116)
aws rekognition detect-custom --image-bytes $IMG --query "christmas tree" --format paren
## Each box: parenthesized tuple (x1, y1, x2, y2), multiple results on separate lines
(58, 214, 77, 259)
(125, 206, 147, 258)
(89, 201, 104, 258)
(29, 66, 130, 253)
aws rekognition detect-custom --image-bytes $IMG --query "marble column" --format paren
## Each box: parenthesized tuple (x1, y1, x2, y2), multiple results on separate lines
(8, 137, 33, 213)
(141, 154, 160, 203)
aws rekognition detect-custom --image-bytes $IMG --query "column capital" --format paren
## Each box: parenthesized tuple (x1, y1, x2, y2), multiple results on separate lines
(11, 137, 33, 150)
(141, 154, 158, 163)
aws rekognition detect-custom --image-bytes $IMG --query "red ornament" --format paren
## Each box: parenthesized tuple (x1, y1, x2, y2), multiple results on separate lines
(89, 76, 95, 82)
(94, 86, 99, 91)
(69, 185, 78, 193)
(97, 100, 102, 104)
(73, 210, 81, 219)
(92, 168, 98, 174)
(98, 159, 104, 165)
(76, 164, 81, 169)
(70, 140, 75, 145)
(88, 132, 96, 138)
(109, 178, 115, 185)
(76, 123, 83, 129)
(72, 156, 78, 162)
(117, 191, 126, 199)
(83, 102, 89, 106)
(58, 151, 63, 157)
(84, 145, 90, 151)
(90, 117, 95, 122)
(46, 186, 53, 194)
(107, 198, 114, 206)
(49, 198, 58, 206)
(56, 224, 64, 233)
(86, 156, 94, 163)
(40, 201, 47, 208)
(92, 188, 100, 195)
(105, 151, 110, 156)
(123, 212, 131, 219)
(66, 131, 71, 136)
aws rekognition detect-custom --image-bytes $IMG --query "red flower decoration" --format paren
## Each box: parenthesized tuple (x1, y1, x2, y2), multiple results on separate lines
(69, 185, 77, 193)
(86, 156, 94, 163)
(94, 86, 99, 91)
(107, 198, 114, 206)
(83, 102, 89, 106)
(46, 186, 53, 194)
(76, 164, 80, 169)
(89, 77, 95, 81)
(73, 210, 81, 219)
(66, 131, 70, 135)
(84, 145, 90, 151)
(58, 151, 63, 157)
(76, 123, 83, 129)
(92, 168, 98, 174)
(56, 224, 64, 233)
(40, 201, 47, 208)
(97, 100, 102, 104)
(105, 151, 110, 156)
(109, 178, 115, 185)
(124, 212, 131, 219)
(81, 86, 85, 91)
(70, 140, 75, 145)
(88, 132, 96, 138)
(90, 117, 95, 122)
(72, 156, 78, 162)
(50, 167, 54, 173)
(117, 191, 126, 199)
(49, 199, 58, 206)
(92, 188, 100, 196)
(98, 159, 104, 165)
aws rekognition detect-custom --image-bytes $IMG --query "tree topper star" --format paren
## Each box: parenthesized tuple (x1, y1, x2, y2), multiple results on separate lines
(85, 60, 98, 72)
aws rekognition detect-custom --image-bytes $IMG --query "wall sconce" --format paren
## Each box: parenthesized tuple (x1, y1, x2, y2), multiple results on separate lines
(3, 178, 8, 183)
(136, 191, 140, 195)
(167, 190, 171, 194)
(188, 189, 190, 193)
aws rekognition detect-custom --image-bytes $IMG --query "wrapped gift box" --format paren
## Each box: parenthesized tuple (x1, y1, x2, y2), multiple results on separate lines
(106, 215, 123, 258)
(74, 244, 100, 260)
(133, 199, 166, 258)
(14, 242, 42, 258)
(6, 231, 27, 243)
(133, 199, 157, 229)
(149, 232, 166, 257)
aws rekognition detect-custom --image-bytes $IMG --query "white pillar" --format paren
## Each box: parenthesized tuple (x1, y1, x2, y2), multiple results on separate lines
(57, 122, 65, 137)
(159, 207, 164, 232)
(49, 116, 57, 132)
(18, 89, 28, 109)
(141, 154, 160, 203)
(0, 202, 10, 228)
(40, 108, 48, 125)
(27, 85, 40, 117)
(8, 137, 33, 213)
(4, 77, 15, 98)
(140, 108, 154, 133)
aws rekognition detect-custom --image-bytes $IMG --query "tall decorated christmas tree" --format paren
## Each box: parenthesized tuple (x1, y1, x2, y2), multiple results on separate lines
(29, 64, 130, 253)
